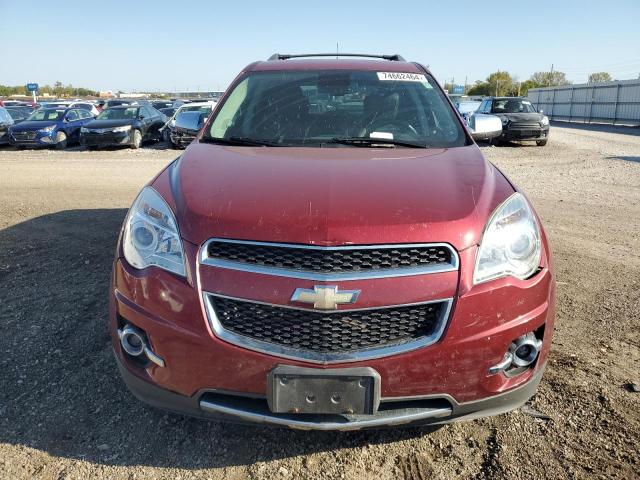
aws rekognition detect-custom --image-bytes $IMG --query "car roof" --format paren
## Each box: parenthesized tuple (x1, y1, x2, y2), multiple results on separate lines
(247, 58, 424, 74)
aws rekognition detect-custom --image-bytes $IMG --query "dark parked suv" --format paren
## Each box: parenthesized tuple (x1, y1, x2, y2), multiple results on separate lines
(477, 97, 549, 146)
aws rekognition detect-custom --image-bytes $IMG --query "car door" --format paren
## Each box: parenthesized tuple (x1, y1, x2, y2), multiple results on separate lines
(144, 106, 162, 140)
(77, 109, 94, 133)
(137, 106, 152, 139)
(63, 109, 83, 141)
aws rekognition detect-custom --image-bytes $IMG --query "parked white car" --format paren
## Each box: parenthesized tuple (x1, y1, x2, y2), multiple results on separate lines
(160, 100, 217, 146)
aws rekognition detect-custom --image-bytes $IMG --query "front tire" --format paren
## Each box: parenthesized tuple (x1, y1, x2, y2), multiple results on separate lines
(55, 131, 67, 150)
(131, 129, 142, 149)
(536, 139, 548, 146)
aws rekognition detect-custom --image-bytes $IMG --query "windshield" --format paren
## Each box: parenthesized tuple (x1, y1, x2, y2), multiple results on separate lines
(491, 98, 537, 114)
(28, 109, 65, 121)
(96, 107, 139, 120)
(457, 101, 481, 114)
(205, 70, 466, 147)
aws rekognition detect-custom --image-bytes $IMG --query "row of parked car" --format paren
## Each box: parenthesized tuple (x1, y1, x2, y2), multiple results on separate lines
(0, 98, 218, 150)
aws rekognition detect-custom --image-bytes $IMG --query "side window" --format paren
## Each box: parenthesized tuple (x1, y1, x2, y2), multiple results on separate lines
(66, 109, 79, 121)
(79, 109, 91, 119)
(486, 101, 495, 113)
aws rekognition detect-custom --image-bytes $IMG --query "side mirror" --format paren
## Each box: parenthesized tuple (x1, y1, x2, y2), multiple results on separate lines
(468, 113, 503, 142)
(138, 115, 145, 120)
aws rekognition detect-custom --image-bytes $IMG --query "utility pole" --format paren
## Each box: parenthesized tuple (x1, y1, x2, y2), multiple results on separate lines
(549, 63, 554, 86)
(464, 76, 467, 94)
(336, 42, 339, 59)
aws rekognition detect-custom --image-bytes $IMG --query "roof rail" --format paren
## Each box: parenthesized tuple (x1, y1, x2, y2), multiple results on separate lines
(267, 53, 406, 62)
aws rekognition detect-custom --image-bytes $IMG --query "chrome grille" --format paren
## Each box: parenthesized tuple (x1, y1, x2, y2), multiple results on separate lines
(201, 239, 458, 280)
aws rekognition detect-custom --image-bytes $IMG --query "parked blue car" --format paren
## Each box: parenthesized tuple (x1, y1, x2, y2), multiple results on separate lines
(9, 107, 95, 149)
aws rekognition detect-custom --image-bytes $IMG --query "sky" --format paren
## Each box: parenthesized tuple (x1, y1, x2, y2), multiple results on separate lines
(1, 0, 639, 93)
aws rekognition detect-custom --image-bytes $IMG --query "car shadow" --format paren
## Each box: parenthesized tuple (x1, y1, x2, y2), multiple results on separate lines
(0, 209, 437, 470)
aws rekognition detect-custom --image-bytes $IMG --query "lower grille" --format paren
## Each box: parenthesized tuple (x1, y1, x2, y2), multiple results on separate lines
(12, 131, 37, 141)
(206, 294, 451, 362)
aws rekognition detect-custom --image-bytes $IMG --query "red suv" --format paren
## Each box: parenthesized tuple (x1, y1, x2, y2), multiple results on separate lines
(110, 53, 555, 430)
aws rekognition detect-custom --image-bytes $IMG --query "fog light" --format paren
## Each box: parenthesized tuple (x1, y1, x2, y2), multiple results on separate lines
(488, 332, 542, 375)
(118, 323, 165, 367)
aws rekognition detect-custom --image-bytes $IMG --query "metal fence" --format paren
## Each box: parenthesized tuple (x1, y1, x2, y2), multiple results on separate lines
(527, 80, 640, 126)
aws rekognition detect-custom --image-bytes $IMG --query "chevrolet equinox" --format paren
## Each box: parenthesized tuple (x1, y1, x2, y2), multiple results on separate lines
(110, 53, 555, 430)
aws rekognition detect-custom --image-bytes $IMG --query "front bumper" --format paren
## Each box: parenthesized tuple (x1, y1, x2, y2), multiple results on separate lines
(116, 352, 546, 430)
(169, 130, 196, 148)
(110, 236, 555, 429)
(81, 130, 132, 147)
(9, 130, 56, 147)
(501, 125, 550, 141)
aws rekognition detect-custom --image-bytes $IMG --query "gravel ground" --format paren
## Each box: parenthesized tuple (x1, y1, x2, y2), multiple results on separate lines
(0, 125, 638, 479)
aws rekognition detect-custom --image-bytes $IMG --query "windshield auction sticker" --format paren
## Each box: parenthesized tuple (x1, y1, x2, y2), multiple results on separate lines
(377, 72, 427, 82)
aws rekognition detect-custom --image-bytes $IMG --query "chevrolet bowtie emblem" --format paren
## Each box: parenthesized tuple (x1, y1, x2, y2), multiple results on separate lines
(291, 285, 361, 310)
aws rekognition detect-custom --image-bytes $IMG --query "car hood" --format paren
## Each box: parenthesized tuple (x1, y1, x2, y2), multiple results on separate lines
(85, 119, 135, 129)
(156, 143, 515, 251)
(497, 112, 543, 123)
(11, 120, 57, 131)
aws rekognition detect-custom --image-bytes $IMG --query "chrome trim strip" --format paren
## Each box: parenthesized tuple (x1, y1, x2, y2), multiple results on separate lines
(199, 238, 459, 281)
(198, 399, 452, 431)
(203, 293, 453, 364)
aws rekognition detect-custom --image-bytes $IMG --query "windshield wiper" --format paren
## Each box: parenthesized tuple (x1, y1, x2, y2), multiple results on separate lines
(327, 137, 427, 148)
(201, 136, 283, 147)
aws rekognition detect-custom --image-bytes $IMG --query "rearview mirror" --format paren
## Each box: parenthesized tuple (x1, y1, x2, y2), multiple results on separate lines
(468, 114, 503, 142)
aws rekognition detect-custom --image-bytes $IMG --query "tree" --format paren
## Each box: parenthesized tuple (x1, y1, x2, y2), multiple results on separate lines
(529, 71, 571, 87)
(467, 80, 491, 96)
(486, 71, 516, 96)
(467, 71, 517, 96)
(588, 72, 612, 83)
(519, 79, 541, 96)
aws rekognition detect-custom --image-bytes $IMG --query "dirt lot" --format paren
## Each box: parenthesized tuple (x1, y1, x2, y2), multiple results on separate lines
(1, 125, 638, 480)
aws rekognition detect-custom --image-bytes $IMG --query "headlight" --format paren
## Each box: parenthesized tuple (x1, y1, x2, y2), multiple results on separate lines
(40, 125, 55, 133)
(500, 116, 509, 125)
(122, 187, 185, 276)
(541, 116, 549, 126)
(473, 193, 541, 284)
(112, 125, 132, 132)
(80, 127, 89, 133)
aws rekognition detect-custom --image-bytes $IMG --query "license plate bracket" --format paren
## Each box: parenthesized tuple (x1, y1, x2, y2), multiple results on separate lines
(268, 366, 381, 415)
